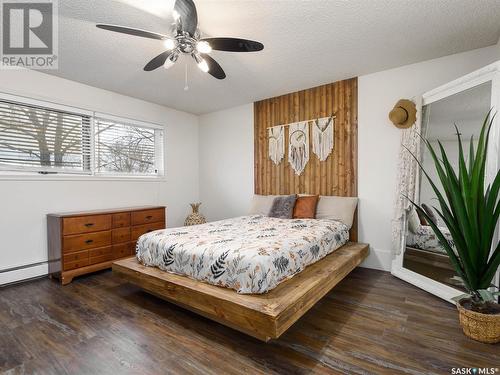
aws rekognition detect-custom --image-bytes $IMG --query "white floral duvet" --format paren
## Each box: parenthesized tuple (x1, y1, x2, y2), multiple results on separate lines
(136, 215, 349, 294)
(407, 225, 455, 254)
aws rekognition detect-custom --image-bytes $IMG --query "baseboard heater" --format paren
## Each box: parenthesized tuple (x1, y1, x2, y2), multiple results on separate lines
(0, 261, 51, 286)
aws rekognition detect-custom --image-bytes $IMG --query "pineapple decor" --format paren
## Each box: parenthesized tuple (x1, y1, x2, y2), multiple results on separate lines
(184, 203, 206, 226)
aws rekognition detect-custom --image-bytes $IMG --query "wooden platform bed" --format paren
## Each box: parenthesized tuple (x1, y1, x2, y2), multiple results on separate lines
(113, 242, 369, 342)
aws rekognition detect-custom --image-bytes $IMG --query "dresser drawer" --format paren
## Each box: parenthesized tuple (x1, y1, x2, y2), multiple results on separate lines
(131, 222, 165, 241)
(63, 231, 112, 253)
(131, 208, 165, 226)
(63, 258, 89, 271)
(89, 246, 113, 265)
(89, 246, 112, 258)
(112, 213, 130, 228)
(112, 227, 130, 244)
(112, 243, 131, 259)
(63, 215, 112, 235)
(89, 254, 114, 265)
(63, 249, 89, 264)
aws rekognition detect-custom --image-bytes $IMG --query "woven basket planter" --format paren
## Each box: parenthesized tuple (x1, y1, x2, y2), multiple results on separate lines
(457, 299, 500, 344)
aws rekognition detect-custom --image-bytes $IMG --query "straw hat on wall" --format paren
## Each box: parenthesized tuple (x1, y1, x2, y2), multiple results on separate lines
(389, 99, 417, 129)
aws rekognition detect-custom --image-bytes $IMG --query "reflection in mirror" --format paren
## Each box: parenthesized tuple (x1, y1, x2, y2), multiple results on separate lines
(403, 81, 492, 291)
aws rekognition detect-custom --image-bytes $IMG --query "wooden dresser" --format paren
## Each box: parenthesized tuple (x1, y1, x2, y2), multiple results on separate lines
(47, 206, 166, 285)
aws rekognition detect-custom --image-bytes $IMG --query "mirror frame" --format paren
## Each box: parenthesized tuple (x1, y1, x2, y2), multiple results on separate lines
(391, 61, 500, 303)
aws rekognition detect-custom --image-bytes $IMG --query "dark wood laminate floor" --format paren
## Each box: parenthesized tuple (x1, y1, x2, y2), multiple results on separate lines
(0, 268, 497, 375)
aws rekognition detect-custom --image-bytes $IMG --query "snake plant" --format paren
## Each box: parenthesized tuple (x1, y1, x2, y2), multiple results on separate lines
(409, 110, 500, 312)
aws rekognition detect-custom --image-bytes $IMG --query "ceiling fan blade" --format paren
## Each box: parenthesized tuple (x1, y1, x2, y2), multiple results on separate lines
(174, 0, 198, 37)
(200, 37, 264, 52)
(96, 24, 166, 40)
(202, 55, 226, 80)
(144, 51, 172, 71)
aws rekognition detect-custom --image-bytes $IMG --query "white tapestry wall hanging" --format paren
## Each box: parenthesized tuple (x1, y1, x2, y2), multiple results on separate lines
(312, 116, 334, 161)
(288, 121, 309, 175)
(268, 125, 284, 165)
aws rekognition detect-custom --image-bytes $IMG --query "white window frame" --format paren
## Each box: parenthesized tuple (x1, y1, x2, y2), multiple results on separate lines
(0, 92, 166, 180)
(93, 112, 165, 178)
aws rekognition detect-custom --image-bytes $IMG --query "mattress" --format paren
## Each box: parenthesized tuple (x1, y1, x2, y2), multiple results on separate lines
(136, 215, 349, 294)
(406, 225, 454, 254)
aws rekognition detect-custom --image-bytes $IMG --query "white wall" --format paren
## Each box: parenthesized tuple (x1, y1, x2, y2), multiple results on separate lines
(199, 104, 254, 220)
(0, 69, 199, 284)
(198, 45, 499, 272)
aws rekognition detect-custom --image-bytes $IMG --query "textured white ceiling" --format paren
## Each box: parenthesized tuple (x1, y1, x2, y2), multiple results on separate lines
(48, 0, 500, 114)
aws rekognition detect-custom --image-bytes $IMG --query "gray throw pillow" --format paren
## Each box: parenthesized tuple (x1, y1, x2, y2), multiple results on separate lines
(268, 195, 297, 219)
(422, 203, 438, 225)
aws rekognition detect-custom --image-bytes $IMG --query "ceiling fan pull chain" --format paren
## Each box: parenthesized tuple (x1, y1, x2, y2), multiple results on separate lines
(184, 63, 189, 91)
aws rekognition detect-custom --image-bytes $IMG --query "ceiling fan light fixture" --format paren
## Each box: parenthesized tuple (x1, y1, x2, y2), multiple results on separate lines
(164, 59, 175, 70)
(193, 52, 209, 73)
(96, 0, 264, 80)
(163, 38, 176, 50)
(197, 58, 209, 73)
(164, 52, 178, 69)
(172, 10, 180, 21)
(196, 41, 212, 54)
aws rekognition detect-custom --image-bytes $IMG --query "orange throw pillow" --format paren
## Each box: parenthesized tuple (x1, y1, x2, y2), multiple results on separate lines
(293, 195, 319, 219)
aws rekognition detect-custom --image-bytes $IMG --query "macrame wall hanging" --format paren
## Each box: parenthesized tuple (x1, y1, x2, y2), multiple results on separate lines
(288, 121, 309, 175)
(312, 116, 334, 161)
(268, 125, 284, 165)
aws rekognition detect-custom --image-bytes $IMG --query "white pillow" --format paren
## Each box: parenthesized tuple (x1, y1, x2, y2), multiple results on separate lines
(315, 196, 358, 229)
(407, 208, 421, 234)
(249, 195, 278, 215)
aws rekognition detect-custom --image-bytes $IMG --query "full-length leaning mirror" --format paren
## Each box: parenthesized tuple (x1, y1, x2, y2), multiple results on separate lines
(392, 62, 500, 302)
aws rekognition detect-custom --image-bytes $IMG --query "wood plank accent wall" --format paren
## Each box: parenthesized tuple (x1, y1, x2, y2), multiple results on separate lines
(254, 78, 358, 239)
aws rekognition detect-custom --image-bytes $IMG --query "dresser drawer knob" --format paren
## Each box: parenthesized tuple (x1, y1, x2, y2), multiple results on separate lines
(85, 239, 94, 244)
(146, 215, 153, 220)
(84, 223, 94, 227)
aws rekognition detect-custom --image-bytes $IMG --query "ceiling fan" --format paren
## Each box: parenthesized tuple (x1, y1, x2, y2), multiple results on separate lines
(96, 0, 264, 80)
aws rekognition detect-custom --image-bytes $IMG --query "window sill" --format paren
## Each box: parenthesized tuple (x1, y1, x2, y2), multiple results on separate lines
(0, 174, 166, 182)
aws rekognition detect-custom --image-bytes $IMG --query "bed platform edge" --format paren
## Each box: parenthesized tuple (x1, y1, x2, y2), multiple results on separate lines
(112, 241, 369, 342)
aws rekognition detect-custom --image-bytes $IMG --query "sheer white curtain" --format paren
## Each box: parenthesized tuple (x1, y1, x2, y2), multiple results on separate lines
(391, 97, 423, 256)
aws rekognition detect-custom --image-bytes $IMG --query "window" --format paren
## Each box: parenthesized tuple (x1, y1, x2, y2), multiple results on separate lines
(0, 98, 92, 174)
(0, 94, 164, 177)
(95, 116, 164, 176)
